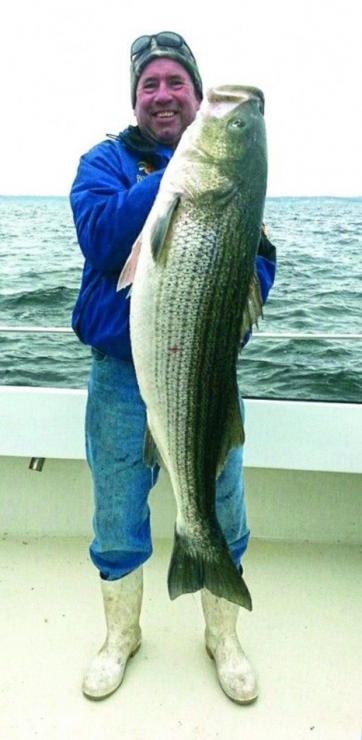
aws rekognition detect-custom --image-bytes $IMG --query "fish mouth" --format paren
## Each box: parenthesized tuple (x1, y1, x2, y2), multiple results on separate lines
(207, 85, 265, 115)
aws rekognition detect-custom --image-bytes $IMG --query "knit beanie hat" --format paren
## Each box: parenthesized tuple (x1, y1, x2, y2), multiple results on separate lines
(130, 31, 203, 108)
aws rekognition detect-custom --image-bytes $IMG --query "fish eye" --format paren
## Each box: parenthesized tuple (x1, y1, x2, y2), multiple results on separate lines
(229, 118, 245, 129)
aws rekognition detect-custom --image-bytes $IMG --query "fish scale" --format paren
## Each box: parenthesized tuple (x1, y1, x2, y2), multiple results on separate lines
(162, 215, 218, 510)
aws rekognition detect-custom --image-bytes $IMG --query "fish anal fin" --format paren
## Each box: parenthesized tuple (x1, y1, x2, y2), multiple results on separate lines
(151, 195, 180, 263)
(117, 237, 142, 292)
(240, 271, 263, 338)
(217, 386, 245, 476)
(143, 424, 161, 468)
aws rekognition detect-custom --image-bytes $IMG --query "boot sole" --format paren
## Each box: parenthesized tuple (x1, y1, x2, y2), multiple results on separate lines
(82, 641, 141, 701)
(205, 644, 258, 705)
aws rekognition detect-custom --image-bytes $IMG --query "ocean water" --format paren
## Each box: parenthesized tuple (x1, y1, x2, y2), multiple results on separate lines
(0, 195, 361, 402)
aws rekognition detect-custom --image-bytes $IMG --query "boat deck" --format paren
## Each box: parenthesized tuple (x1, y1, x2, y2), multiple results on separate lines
(1, 535, 360, 740)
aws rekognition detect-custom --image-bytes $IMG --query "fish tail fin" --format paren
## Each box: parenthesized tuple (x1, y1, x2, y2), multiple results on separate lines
(167, 530, 252, 611)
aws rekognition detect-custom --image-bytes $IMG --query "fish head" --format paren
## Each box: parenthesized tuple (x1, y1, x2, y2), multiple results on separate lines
(159, 84, 267, 209)
(176, 85, 267, 196)
(203, 85, 266, 172)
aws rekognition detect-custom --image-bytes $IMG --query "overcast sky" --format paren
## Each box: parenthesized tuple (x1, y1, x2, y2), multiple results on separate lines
(1, 0, 361, 196)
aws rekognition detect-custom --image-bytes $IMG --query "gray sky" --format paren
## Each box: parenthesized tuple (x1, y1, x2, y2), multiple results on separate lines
(1, 0, 361, 196)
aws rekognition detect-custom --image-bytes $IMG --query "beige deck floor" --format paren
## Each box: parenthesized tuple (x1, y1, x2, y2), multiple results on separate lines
(0, 536, 361, 740)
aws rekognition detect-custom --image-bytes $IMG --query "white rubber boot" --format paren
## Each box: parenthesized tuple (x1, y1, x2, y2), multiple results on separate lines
(82, 567, 143, 699)
(201, 588, 258, 704)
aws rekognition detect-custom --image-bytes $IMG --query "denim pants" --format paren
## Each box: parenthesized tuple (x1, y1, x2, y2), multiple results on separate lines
(86, 350, 250, 580)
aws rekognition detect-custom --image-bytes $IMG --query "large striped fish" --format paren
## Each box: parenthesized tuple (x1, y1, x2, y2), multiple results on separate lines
(118, 85, 267, 609)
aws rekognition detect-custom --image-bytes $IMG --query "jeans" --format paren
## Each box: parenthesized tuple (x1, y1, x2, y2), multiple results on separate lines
(86, 349, 250, 580)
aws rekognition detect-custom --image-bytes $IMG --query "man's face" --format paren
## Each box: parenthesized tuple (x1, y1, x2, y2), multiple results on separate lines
(134, 58, 201, 148)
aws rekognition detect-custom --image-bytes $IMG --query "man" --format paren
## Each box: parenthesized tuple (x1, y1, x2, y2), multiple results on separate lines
(70, 31, 276, 703)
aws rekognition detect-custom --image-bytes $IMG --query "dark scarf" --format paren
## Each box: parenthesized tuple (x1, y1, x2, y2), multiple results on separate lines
(106, 125, 166, 169)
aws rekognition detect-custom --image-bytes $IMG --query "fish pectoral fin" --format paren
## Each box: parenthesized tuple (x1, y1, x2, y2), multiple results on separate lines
(240, 271, 263, 337)
(116, 237, 142, 292)
(150, 195, 180, 263)
(217, 388, 245, 474)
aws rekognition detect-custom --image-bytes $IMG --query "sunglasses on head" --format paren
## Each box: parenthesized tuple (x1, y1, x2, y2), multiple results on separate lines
(131, 32, 195, 62)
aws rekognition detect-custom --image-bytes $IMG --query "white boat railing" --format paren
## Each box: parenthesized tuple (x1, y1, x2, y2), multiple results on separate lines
(1, 385, 361, 473)
(1, 323, 361, 473)
(0, 326, 361, 340)
(0, 326, 74, 334)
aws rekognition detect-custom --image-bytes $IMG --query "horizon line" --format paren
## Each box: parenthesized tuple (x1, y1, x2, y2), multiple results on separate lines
(1, 193, 361, 200)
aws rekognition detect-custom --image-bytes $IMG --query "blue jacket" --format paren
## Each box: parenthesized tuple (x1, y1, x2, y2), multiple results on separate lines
(70, 126, 276, 360)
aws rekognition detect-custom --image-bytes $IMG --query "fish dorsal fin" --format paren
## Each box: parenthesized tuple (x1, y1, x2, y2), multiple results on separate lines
(117, 237, 142, 292)
(150, 194, 180, 263)
(240, 271, 263, 338)
(217, 383, 245, 476)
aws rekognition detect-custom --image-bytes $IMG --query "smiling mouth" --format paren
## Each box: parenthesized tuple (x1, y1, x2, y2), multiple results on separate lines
(154, 111, 177, 119)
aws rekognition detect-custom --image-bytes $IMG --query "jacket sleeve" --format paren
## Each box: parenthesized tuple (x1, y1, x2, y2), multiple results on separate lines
(70, 142, 166, 274)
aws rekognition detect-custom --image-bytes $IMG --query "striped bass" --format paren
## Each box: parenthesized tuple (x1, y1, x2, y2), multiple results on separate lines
(118, 85, 268, 609)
